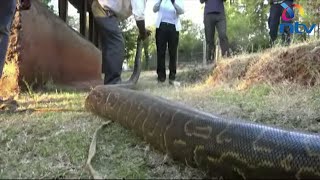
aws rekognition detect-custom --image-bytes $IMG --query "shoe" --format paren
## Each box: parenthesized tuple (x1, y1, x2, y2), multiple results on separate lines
(207, 59, 214, 64)
(157, 77, 166, 84)
(104, 78, 122, 85)
(0, 97, 19, 112)
(169, 80, 181, 87)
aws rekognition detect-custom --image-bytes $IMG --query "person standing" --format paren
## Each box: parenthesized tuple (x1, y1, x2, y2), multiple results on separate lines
(153, 0, 184, 85)
(91, 0, 150, 85)
(268, 0, 294, 46)
(0, 0, 31, 104)
(200, 0, 230, 65)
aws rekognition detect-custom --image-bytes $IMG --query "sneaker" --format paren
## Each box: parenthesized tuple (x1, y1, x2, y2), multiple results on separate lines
(169, 80, 181, 87)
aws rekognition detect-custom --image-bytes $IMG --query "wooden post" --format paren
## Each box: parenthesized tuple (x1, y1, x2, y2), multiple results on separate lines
(176, 44, 179, 68)
(80, 0, 87, 37)
(96, 29, 102, 50)
(58, 0, 68, 22)
(318, 23, 320, 39)
(215, 39, 220, 63)
(203, 40, 206, 67)
(89, 12, 94, 42)
(94, 30, 100, 49)
(89, 13, 101, 49)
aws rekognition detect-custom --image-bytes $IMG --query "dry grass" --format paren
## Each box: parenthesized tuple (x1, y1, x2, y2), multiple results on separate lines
(240, 42, 320, 88)
(0, 61, 20, 99)
(207, 53, 260, 87)
(207, 41, 320, 90)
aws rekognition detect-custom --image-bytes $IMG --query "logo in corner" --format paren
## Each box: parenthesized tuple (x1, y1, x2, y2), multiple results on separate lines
(279, 3, 315, 34)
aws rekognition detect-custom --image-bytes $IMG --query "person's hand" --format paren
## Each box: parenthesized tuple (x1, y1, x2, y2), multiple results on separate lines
(19, 0, 31, 10)
(136, 20, 151, 41)
(139, 29, 151, 41)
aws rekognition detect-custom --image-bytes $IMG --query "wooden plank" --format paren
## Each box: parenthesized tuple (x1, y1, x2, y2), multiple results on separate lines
(89, 12, 94, 42)
(88, 13, 100, 48)
(58, 0, 68, 22)
(95, 29, 101, 49)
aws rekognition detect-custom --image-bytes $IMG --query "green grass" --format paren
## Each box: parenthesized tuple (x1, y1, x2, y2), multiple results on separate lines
(0, 92, 101, 178)
(1, 69, 320, 179)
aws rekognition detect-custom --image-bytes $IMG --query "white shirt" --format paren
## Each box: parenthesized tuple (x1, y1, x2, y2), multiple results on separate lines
(153, 0, 184, 31)
(159, 0, 177, 25)
(97, 0, 146, 20)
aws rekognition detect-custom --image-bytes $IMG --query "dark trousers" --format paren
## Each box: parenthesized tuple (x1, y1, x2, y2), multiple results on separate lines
(204, 12, 230, 62)
(156, 22, 179, 82)
(91, 0, 125, 85)
(268, 0, 293, 46)
(0, 0, 16, 79)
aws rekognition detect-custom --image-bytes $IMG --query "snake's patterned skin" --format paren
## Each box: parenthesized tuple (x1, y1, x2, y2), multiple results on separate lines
(85, 86, 320, 179)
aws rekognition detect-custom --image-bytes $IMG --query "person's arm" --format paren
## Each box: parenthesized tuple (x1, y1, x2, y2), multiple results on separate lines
(136, 20, 148, 40)
(132, 0, 150, 40)
(20, 0, 31, 10)
(172, 0, 185, 15)
(132, 0, 145, 21)
(153, 0, 162, 13)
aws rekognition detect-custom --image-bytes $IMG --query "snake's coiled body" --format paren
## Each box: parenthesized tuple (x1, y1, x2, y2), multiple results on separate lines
(85, 86, 320, 179)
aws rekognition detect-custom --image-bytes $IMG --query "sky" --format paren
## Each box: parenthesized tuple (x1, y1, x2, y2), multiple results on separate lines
(50, 0, 205, 27)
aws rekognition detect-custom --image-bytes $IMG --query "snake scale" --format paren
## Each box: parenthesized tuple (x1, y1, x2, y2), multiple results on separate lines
(85, 86, 320, 179)
(84, 39, 320, 179)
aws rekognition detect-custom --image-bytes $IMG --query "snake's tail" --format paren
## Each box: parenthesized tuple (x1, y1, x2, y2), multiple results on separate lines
(110, 37, 143, 89)
(86, 121, 113, 179)
(128, 38, 143, 84)
(85, 38, 143, 178)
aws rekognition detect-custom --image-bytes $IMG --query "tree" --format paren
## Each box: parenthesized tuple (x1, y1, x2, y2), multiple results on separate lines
(119, 17, 139, 68)
(40, 0, 54, 12)
(225, 0, 270, 53)
(68, 15, 80, 31)
(299, 0, 320, 39)
(178, 19, 203, 63)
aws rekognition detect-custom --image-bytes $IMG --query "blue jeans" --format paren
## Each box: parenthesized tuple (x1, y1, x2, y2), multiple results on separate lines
(0, 0, 16, 78)
(91, 0, 125, 85)
(268, 0, 293, 46)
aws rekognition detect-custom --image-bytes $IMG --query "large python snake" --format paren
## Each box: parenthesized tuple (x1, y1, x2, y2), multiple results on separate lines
(85, 39, 320, 179)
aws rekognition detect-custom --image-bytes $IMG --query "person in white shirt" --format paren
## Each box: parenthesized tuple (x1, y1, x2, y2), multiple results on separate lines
(153, 0, 184, 85)
(91, 0, 150, 85)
